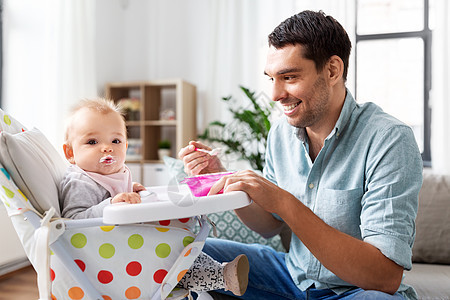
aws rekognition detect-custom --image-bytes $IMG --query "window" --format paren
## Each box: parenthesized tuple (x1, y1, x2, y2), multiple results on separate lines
(355, 0, 431, 165)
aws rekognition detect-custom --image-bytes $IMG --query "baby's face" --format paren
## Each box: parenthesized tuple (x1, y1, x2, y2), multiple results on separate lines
(64, 108, 128, 175)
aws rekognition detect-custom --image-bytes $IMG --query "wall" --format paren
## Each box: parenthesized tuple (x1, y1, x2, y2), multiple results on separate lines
(95, 0, 213, 130)
(94, 0, 355, 134)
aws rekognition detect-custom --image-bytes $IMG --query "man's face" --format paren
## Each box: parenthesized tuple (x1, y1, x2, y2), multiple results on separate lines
(264, 44, 331, 130)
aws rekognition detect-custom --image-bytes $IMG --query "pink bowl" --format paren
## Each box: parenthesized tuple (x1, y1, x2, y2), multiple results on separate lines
(181, 172, 234, 197)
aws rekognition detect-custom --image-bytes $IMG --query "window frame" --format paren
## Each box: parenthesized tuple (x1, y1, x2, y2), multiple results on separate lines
(354, 0, 432, 166)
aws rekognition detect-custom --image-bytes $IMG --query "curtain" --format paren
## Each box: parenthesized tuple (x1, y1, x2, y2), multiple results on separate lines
(430, 0, 450, 173)
(2, 0, 97, 151)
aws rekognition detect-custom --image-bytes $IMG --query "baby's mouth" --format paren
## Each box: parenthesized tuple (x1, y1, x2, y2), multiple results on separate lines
(99, 155, 116, 165)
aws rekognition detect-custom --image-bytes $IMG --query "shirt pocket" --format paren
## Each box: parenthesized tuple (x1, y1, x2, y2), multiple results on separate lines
(317, 187, 363, 238)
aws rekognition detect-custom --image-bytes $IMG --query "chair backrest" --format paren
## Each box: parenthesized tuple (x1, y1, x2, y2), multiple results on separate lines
(0, 108, 68, 216)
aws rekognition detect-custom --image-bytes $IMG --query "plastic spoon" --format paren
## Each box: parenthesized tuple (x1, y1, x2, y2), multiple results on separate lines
(195, 147, 221, 156)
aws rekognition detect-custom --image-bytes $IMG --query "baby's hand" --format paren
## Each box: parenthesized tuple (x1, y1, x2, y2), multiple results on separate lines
(111, 192, 142, 204)
(133, 182, 146, 193)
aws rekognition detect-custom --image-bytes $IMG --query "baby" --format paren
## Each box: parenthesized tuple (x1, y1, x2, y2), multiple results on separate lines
(59, 98, 249, 296)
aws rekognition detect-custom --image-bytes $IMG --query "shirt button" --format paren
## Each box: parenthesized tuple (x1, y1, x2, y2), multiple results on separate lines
(336, 132, 340, 137)
(309, 183, 314, 189)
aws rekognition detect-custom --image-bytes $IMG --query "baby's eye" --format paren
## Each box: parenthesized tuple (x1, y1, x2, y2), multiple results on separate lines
(112, 139, 121, 144)
(87, 140, 97, 145)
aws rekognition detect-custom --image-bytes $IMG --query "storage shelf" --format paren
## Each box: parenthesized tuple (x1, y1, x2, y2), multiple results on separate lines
(143, 120, 177, 126)
(106, 79, 196, 163)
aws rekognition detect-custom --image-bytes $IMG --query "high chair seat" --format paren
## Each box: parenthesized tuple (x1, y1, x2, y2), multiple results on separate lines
(0, 108, 250, 300)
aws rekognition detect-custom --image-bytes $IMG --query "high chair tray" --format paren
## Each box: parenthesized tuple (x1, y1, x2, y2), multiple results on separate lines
(103, 184, 251, 224)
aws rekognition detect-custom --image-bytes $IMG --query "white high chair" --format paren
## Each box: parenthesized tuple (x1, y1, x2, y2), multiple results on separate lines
(0, 109, 250, 300)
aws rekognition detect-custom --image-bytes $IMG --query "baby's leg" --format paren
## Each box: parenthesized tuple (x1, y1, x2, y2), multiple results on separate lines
(178, 252, 225, 292)
(178, 252, 249, 296)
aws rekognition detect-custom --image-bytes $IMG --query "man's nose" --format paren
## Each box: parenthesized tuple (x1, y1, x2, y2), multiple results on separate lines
(272, 80, 288, 102)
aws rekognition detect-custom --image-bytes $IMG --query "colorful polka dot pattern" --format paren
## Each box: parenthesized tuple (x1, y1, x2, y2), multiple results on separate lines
(0, 164, 31, 213)
(0, 110, 30, 212)
(0, 110, 30, 211)
(0, 110, 200, 299)
(0, 109, 27, 135)
(49, 220, 200, 299)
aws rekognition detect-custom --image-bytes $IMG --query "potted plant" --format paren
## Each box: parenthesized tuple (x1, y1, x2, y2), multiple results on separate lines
(199, 86, 278, 172)
(157, 139, 171, 160)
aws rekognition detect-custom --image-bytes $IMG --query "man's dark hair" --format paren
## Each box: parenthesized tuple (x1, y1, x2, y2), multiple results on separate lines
(268, 10, 352, 81)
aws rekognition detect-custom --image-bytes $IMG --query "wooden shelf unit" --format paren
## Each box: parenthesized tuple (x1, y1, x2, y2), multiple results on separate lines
(105, 79, 196, 163)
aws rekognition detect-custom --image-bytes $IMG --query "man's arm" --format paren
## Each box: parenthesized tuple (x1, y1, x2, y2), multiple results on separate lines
(279, 191, 404, 294)
(209, 170, 404, 294)
(233, 201, 285, 238)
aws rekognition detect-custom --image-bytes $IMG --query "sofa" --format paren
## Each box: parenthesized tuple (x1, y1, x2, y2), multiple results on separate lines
(403, 169, 450, 299)
(207, 169, 450, 300)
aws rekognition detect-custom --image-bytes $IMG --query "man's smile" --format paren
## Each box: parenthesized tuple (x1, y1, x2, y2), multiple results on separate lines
(282, 100, 302, 114)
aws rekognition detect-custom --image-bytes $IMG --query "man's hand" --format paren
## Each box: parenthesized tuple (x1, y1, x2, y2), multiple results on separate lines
(178, 141, 226, 175)
(111, 192, 142, 204)
(208, 170, 289, 214)
(209, 170, 286, 238)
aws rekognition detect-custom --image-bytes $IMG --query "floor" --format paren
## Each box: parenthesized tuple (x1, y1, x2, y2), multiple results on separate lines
(0, 266, 38, 300)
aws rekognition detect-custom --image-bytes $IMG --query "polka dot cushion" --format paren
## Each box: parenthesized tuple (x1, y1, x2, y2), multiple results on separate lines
(50, 220, 201, 300)
(0, 110, 207, 299)
(0, 109, 31, 214)
(1, 159, 203, 299)
(0, 108, 27, 134)
(0, 161, 44, 275)
(0, 161, 34, 214)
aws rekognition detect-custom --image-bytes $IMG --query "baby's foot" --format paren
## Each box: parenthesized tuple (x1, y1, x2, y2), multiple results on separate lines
(223, 254, 249, 296)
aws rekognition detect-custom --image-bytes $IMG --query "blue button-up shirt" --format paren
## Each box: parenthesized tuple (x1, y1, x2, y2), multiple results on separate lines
(263, 90, 422, 298)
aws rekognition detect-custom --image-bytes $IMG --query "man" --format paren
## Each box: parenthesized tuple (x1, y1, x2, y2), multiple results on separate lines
(179, 10, 422, 300)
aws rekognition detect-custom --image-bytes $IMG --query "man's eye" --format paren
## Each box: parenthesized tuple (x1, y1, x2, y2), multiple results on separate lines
(112, 139, 121, 144)
(87, 140, 97, 145)
(284, 75, 295, 80)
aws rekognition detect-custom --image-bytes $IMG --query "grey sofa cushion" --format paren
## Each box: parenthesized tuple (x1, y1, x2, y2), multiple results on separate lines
(403, 263, 450, 299)
(412, 170, 450, 264)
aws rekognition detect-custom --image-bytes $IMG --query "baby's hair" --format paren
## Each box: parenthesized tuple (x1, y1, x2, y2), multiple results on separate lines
(64, 98, 126, 143)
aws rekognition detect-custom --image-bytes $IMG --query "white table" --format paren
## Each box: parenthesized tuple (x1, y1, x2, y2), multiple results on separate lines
(103, 184, 251, 225)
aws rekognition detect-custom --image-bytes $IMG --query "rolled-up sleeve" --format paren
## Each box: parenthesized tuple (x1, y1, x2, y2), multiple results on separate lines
(360, 125, 423, 270)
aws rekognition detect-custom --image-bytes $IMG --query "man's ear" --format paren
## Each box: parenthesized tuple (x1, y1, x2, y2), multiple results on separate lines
(327, 55, 344, 86)
(63, 144, 75, 164)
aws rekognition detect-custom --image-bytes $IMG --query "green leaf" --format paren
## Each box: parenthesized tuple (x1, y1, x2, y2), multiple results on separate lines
(198, 86, 276, 172)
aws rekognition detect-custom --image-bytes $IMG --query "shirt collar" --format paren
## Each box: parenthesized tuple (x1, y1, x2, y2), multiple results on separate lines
(333, 88, 357, 139)
(295, 88, 357, 142)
